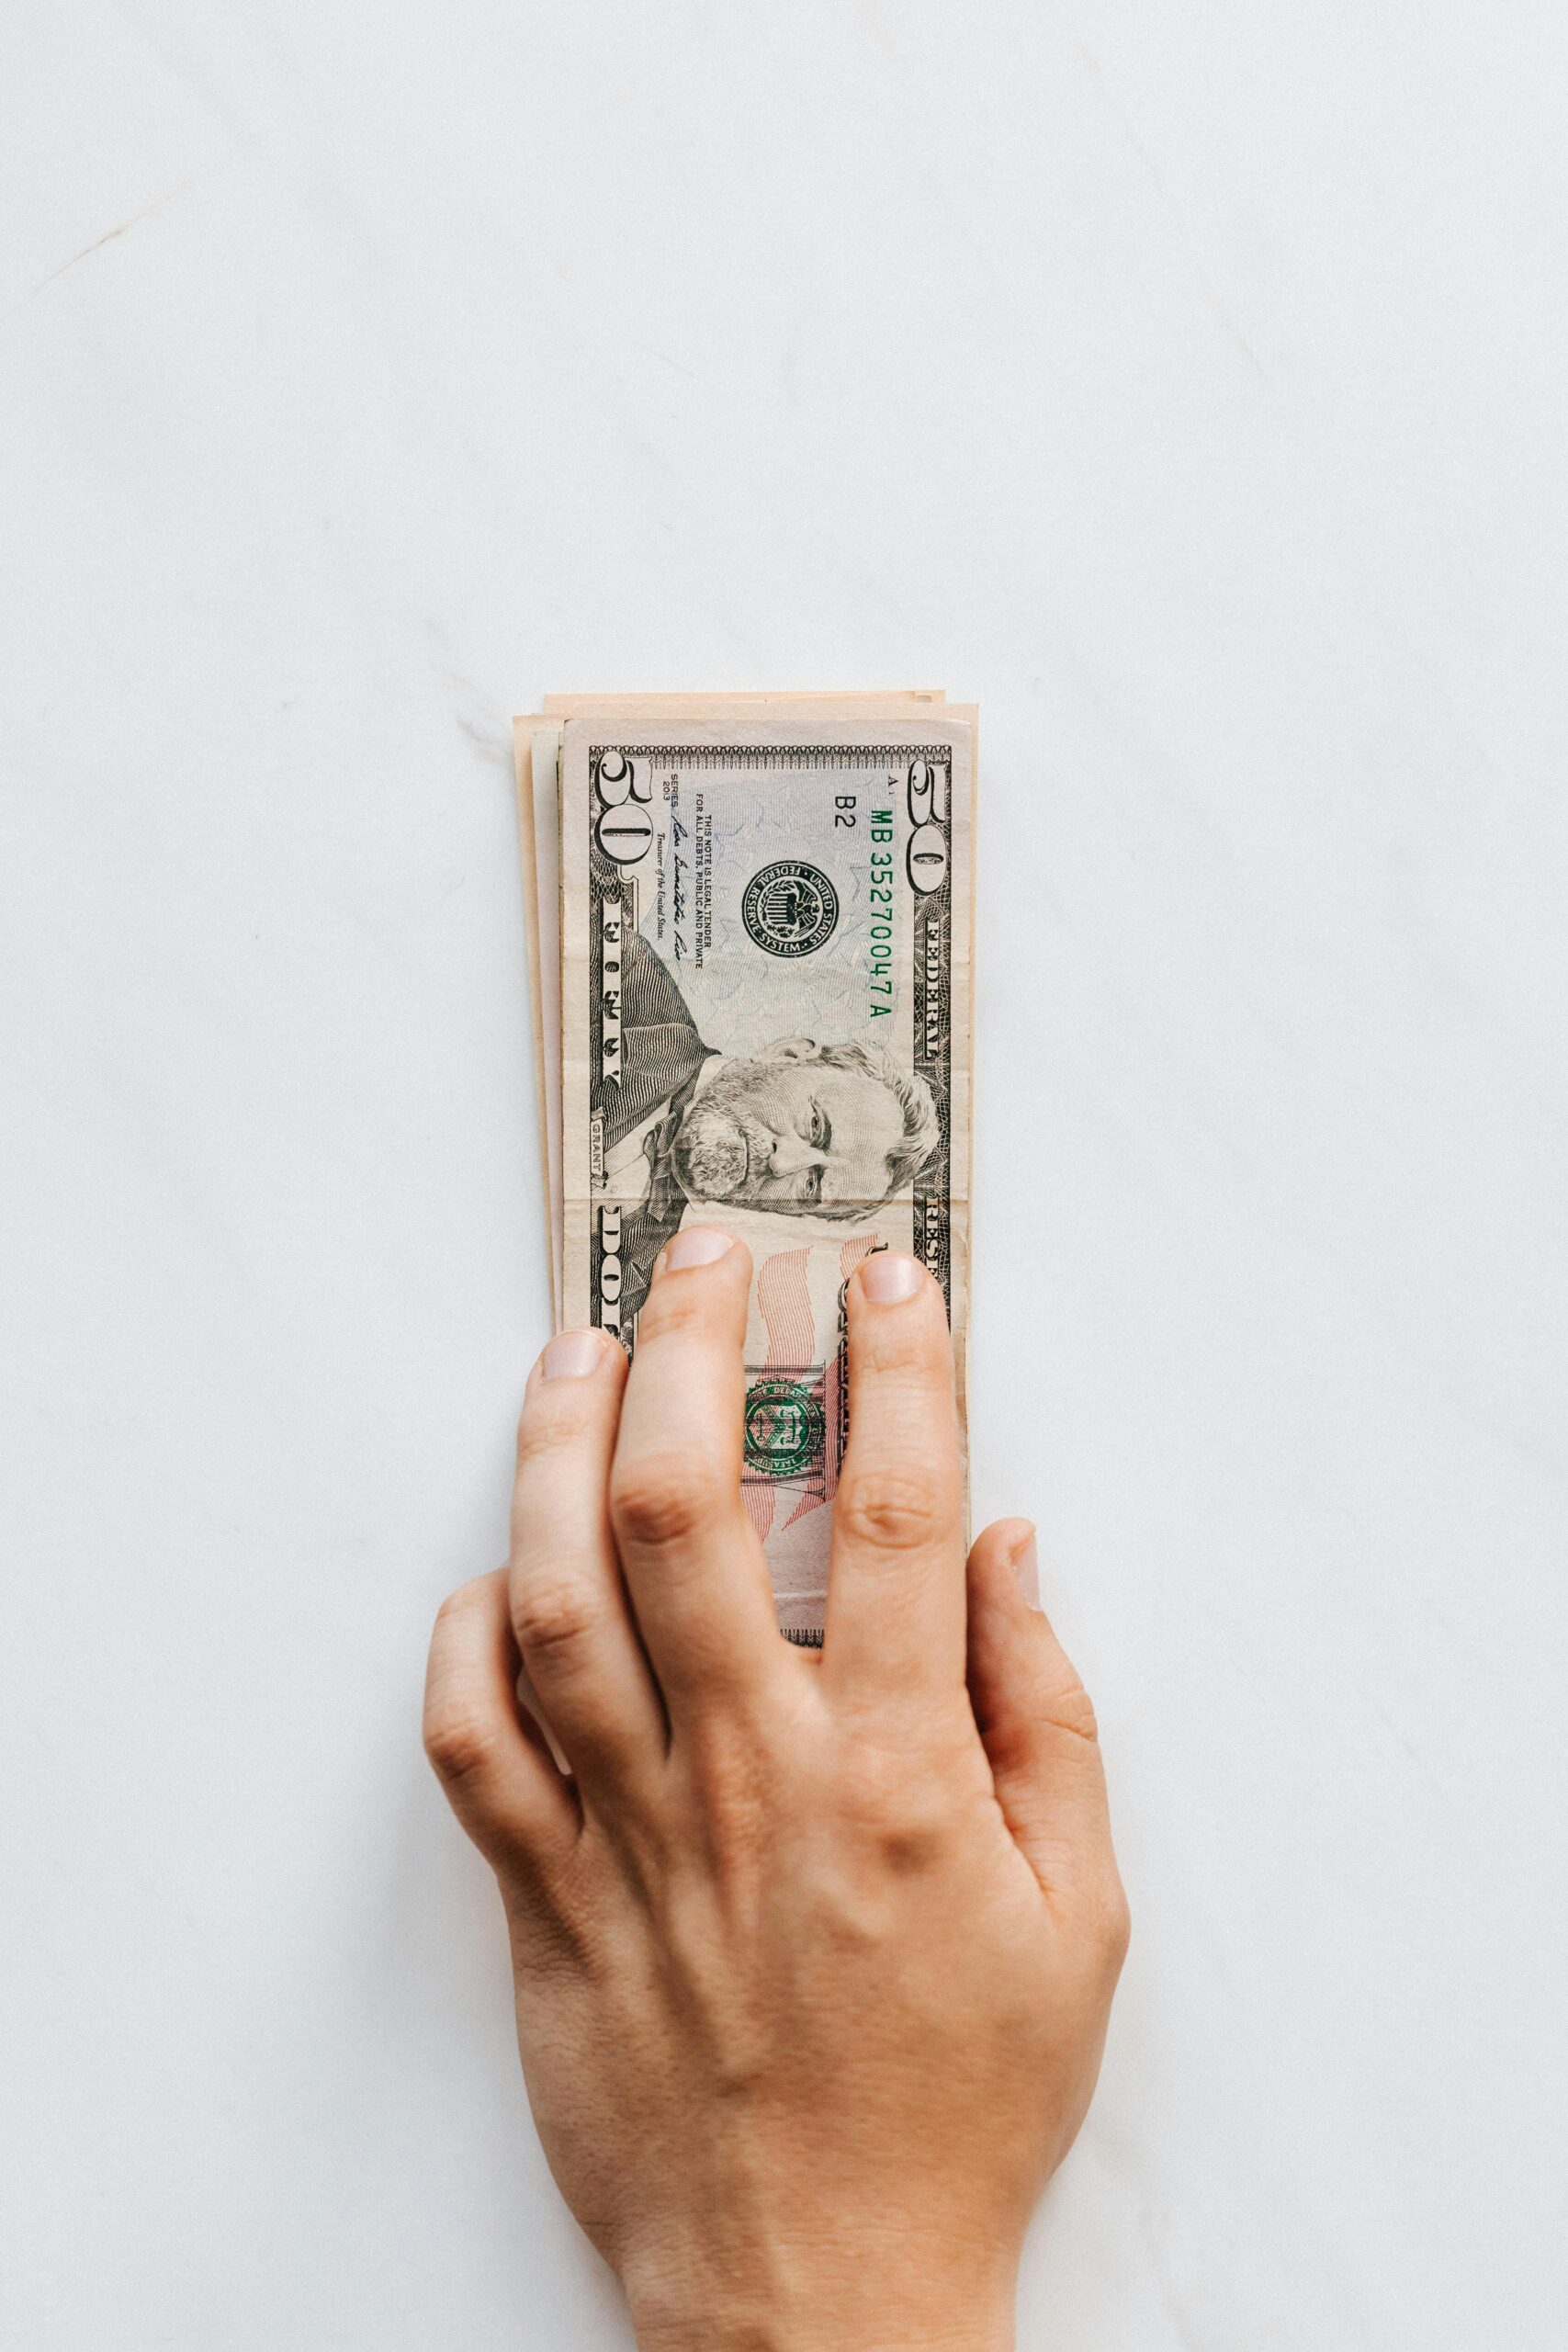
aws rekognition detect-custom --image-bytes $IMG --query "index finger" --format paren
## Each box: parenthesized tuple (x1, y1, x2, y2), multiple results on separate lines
(821, 1250, 966, 1704)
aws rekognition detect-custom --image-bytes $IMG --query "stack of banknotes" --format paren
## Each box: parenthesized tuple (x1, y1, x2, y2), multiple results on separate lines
(512, 693, 976, 1645)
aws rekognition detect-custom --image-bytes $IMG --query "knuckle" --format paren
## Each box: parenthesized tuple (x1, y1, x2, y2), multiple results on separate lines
(1046, 1677, 1102, 1746)
(611, 1452, 725, 1550)
(835, 1461, 950, 1555)
(856, 1310, 951, 1384)
(423, 1697, 502, 1789)
(1103, 1884, 1133, 1965)
(1090, 1879, 1133, 1969)
(634, 1282, 725, 1347)
(431, 1577, 486, 1634)
(840, 1740, 956, 1872)
(875, 1813, 948, 1873)
(511, 1570, 602, 1663)
(516, 1406, 592, 1471)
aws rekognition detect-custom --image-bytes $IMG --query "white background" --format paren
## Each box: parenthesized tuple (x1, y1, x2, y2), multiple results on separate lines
(2, 4, 1563, 2346)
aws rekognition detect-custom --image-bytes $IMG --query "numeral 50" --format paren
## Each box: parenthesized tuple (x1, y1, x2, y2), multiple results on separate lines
(906, 758, 949, 893)
(594, 750, 653, 865)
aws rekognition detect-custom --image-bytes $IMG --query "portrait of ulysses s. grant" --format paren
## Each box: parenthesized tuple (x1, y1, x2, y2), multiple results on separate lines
(598, 922, 942, 1325)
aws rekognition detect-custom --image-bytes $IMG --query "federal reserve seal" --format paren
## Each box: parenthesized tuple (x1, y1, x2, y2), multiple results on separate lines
(741, 861, 839, 958)
(743, 1377, 825, 1478)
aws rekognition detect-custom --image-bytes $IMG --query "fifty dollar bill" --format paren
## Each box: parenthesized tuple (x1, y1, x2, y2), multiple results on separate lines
(515, 697, 976, 1645)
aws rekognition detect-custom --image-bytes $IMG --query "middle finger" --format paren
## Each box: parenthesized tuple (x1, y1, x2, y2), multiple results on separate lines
(609, 1228, 784, 1716)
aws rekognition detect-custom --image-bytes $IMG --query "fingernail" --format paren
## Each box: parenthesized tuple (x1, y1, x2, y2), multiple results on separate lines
(1011, 1529, 1041, 1609)
(661, 1226, 733, 1272)
(859, 1250, 922, 1305)
(540, 1329, 604, 1380)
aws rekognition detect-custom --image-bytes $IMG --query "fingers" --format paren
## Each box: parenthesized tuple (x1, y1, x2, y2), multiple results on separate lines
(510, 1328, 668, 1793)
(608, 1229, 784, 1713)
(423, 1568, 580, 1882)
(822, 1252, 966, 1704)
(965, 1520, 1129, 1950)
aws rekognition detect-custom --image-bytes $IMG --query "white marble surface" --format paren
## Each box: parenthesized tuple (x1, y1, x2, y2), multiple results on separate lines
(3, 4, 1563, 2346)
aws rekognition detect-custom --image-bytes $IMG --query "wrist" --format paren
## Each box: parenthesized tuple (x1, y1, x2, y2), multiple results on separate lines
(632, 2310, 1013, 2352)
(626, 2248, 1017, 2352)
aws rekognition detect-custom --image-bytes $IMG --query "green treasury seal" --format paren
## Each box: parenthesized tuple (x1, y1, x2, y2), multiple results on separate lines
(743, 1377, 825, 1478)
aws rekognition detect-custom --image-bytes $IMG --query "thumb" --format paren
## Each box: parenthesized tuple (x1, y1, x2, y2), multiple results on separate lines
(966, 1519, 1126, 1937)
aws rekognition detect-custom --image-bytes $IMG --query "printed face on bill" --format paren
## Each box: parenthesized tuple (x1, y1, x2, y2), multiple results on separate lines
(672, 1043, 930, 1216)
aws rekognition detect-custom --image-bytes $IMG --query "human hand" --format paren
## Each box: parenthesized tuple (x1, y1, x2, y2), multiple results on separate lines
(423, 1235, 1128, 2352)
